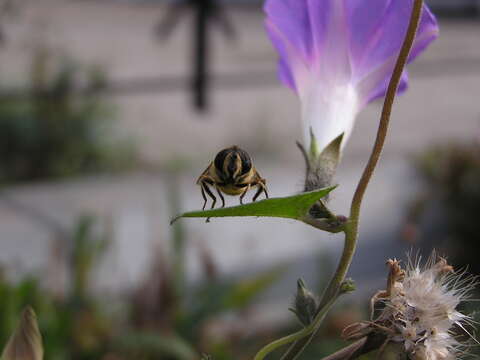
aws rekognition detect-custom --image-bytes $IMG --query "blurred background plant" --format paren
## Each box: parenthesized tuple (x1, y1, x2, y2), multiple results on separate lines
(0, 173, 296, 359)
(404, 140, 480, 356)
(0, 45, 136, 184)
(0, 214, 112, 360)
(405, 140, 480, 276)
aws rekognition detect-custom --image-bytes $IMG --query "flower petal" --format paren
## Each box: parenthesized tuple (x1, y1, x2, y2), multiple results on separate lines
(264, 1, 312, 60)
(264, 0, 351, 90)
(347, 0, 439, 102)
(264, 0, 439, 151)
(264, 0, 439, 104)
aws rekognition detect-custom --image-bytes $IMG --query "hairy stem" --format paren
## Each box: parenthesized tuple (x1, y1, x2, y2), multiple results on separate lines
(279, 1, 424, 359)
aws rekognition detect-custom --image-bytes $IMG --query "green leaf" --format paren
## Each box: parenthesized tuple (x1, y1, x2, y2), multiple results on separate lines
(171, 186, 337, 223)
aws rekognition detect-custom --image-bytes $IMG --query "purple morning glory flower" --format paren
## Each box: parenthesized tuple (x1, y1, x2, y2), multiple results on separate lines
(265, 0, 439, 153)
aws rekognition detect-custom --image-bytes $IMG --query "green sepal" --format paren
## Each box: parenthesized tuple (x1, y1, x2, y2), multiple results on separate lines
(308, 127, 320, 160)
(317, 133, 344, 173)
(171, 186, 337, 224)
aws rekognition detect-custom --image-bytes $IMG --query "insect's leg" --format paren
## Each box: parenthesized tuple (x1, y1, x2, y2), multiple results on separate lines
(215, 187, 225, 208)
(200, 183, 208, 210)
(239, 185, 251, 205)
(202, 183, 217, 208)
(252, 185, 263, 202)
(262, 182, 269, 199)
(202, 183, 216, 223)
(253, 180, 269, 201)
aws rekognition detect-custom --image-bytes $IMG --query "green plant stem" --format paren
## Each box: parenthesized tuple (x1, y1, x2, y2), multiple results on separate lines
(253, 293, 340, 360)
(279, 1, 424, 359)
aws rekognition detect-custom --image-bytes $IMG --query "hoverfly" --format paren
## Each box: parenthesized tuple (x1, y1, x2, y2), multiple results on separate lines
(197, 146, 269, 213)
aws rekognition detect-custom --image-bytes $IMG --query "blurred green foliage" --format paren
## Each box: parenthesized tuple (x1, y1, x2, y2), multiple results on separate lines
(0, 215, 112, 360)
(0, 46, 136, 184)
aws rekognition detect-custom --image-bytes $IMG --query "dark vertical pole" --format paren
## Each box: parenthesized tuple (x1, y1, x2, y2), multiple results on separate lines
(192, 0, 210, 112)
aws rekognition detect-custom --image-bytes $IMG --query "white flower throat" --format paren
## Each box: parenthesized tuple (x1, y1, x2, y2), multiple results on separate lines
(300, 81, 359, 154)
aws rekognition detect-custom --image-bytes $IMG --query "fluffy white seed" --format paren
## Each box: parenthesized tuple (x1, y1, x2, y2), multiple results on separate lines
(377, 254, 476, 359)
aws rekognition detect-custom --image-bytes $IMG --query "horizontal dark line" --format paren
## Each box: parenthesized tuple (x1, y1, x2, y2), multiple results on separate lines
(0, 58, 478, 100)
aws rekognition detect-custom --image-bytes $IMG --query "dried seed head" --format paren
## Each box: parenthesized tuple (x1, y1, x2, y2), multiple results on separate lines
(341, 321, 372, 341)
(372, 253, 476, 359)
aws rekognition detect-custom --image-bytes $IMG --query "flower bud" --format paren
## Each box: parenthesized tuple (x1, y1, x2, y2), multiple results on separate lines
(340, 278, 356, 294)
(289, 278, 318, 326)
(1, 306, 44, 360)
(304, 132, 344, 193)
